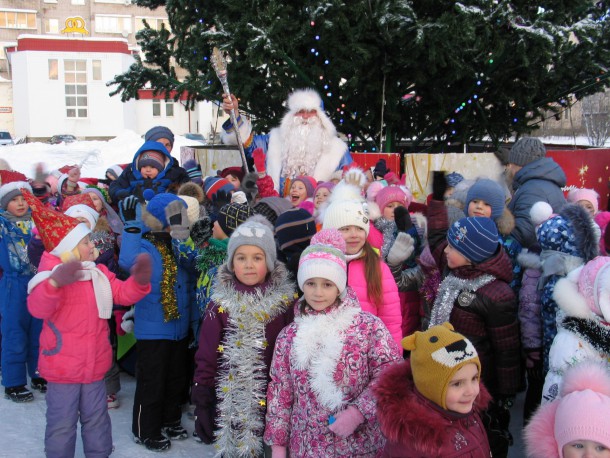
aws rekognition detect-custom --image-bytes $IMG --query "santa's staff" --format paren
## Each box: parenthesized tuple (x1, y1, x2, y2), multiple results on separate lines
(210, 47, 249, 172)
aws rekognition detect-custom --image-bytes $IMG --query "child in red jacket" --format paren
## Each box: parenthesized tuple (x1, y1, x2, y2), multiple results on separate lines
(24, 191, 151, 458)
(374, 323, 491, 458)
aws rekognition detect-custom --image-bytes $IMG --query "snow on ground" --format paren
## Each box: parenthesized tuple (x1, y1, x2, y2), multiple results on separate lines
(1, 372, 215, 458)
(0, 130, 206, 181)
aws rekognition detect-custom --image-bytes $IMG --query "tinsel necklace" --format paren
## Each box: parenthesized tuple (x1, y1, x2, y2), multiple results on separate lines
(428, 273, 495, 328)
(145, 233, 180, 322)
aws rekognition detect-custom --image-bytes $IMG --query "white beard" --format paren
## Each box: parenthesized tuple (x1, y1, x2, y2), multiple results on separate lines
(280, 116, 329, 179)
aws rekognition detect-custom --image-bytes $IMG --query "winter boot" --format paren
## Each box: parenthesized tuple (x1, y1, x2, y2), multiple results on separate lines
(31, 377, 47, 393)
(5, 386, 34, 402)
(134, 435, 171, 452)
(106, 393, 120, 409)
(162, 420, 188, 440)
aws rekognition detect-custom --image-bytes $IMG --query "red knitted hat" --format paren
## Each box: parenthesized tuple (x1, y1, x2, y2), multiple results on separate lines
(22, 189, 90, 257)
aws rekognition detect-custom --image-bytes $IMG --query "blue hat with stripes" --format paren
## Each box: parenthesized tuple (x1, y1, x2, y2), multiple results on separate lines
(447, 217, 499, 263)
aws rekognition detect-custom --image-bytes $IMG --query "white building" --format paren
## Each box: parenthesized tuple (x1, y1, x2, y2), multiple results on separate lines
(5, 33, 223, 141)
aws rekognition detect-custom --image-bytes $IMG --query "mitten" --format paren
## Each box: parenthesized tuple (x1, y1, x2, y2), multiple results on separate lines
(49, 260, 82, 288)
(328, 405, 364, 438)
(252, 148, 266, 174)
(394, 206, 413, 232)
(119, 195, 142, 232)
(192, 383, 217, 444)
(212, 189, 232, 211)
(387, 232, 415, 266)
(271, 445, 287, 458)
(66, 166, 81, 189)
(130, 253, 152, 285)
(120, 308, 135, 334)
(241, 172, 259, 202)
(431, 171, 447, 201)
(190, 216, 213, 246)
(231, 191, 248, 205)
(165, 200, 190, 240)
(343, 168, 366, 188)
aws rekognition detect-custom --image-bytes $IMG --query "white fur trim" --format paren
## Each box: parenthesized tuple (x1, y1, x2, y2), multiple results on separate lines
(0, 181, 32, 204)
(554, 276, 592, 319)
(595, 263, 610, 321)
(517, 249, 541, 270)
(367, 201, 381, 221)
(530, 201, 553, 226)
(342, 168, 367, 188)
(50, 223, 91, 257)
(292, 305, 360, 410)
(64, 204, 99, 229)
(287, 89, 324, 113)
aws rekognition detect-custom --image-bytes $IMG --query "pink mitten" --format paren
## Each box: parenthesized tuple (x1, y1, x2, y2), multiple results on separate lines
(130, 253, 152, 285)
(114, 309, 127, 336)
(328, 405, 364, 438)
(49, 260, 82, 288)
(252, 148, 266, 174)
(271, 445, 287, 458)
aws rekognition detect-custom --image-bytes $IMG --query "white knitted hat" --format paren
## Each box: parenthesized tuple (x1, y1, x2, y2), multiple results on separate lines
(322, 199, 370, 236)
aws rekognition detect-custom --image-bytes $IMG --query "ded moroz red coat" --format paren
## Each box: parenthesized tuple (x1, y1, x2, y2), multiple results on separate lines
(373, 359, 491, 458)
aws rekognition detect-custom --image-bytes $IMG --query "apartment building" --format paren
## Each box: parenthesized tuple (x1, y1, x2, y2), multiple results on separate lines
(0, 0, 224, 140)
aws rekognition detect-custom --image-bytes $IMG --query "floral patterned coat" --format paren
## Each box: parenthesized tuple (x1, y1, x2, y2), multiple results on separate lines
(264, 287, 401, 457)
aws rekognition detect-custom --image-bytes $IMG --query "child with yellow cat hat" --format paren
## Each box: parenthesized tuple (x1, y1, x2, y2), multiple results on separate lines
(373, 323, 491, 457)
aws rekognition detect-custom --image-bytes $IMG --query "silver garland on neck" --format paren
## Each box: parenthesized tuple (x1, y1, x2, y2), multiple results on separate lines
(428, 273, 496, 328)
(212, 264, 296, 458)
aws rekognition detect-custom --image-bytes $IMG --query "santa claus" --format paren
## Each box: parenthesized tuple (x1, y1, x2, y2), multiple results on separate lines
(221, 89, 352, 194)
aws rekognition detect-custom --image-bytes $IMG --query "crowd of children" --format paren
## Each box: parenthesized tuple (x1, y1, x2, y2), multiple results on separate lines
(1, 130, 610, 458)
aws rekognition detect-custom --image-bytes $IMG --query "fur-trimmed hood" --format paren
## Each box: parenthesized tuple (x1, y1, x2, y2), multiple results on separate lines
(373, 359, 491, 455)
(496, 207, 515, 236)
(518, 249, 541, 270)
(178, 181, 204, 203)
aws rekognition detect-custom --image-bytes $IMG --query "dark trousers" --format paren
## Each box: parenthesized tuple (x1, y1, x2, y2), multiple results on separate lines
(132, 338, 189, 440)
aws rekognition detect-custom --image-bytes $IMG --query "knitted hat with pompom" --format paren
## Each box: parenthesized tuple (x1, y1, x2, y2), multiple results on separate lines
(297, 228, 347, 298)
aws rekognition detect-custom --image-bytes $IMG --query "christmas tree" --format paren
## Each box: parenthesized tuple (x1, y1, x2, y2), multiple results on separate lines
(109, 0, 610, 151)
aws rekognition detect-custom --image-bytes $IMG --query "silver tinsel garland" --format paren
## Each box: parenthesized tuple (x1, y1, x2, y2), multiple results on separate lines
(211, 264, 296, 458)
(428, 273, 495, 328)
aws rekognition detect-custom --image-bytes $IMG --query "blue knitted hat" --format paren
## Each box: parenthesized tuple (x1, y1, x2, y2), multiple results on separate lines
(536, 204, 599, 260)
(145, 126, 175, 146)
(447, 217, 499, 263)
(465, 178, 505, 220)
(144, 193, 185, 230)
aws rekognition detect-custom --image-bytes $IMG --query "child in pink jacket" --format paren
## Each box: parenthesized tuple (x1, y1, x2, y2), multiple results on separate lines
(24, 191, 152, 458)
(323, 197, 403, 348)
(264, 230, 400, 457)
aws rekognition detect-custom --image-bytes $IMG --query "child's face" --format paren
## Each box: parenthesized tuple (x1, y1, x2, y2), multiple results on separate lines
(444, 243, 472, 269)
(289, 181, 308, 206)
(87, 193, 104, 212)
(577, 199, 596, 218)
(383, 201, 405, 220)
(303, 277, 340, 312)
(314, 188, 330, 209)
(6, 195, 29, 217)
(76, 235, 96, 262)
(212, 221, 227, 240)
(140, 165, 159, 179)
(467, 199, 492, 218)
(338, 225, 366, 255)
(233, 245, 267, 286)
(76, 216, 92, 229)
(563, 440, 610, 458)
(444, 363, 480, 414)
(225, 174, 241, 189)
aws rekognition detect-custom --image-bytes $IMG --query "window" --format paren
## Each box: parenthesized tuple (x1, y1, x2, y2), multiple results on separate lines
(152, 99, 160, 117)
(0, 10, 37, 29)
(64, 60, 88, 118)
(94, 15, 132, 34)
(165, 101, 174, 117)
(135, 17, 170, 33)
(95, 0, 130, 3)
(92, 60, 101, 80)
(72, 0, 86, 4)
(48, 59, 58, 80)
(44, 18, 59, 34)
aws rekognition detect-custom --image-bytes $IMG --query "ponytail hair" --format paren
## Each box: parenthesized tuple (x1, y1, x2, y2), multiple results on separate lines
(361, 241, 383, 308)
